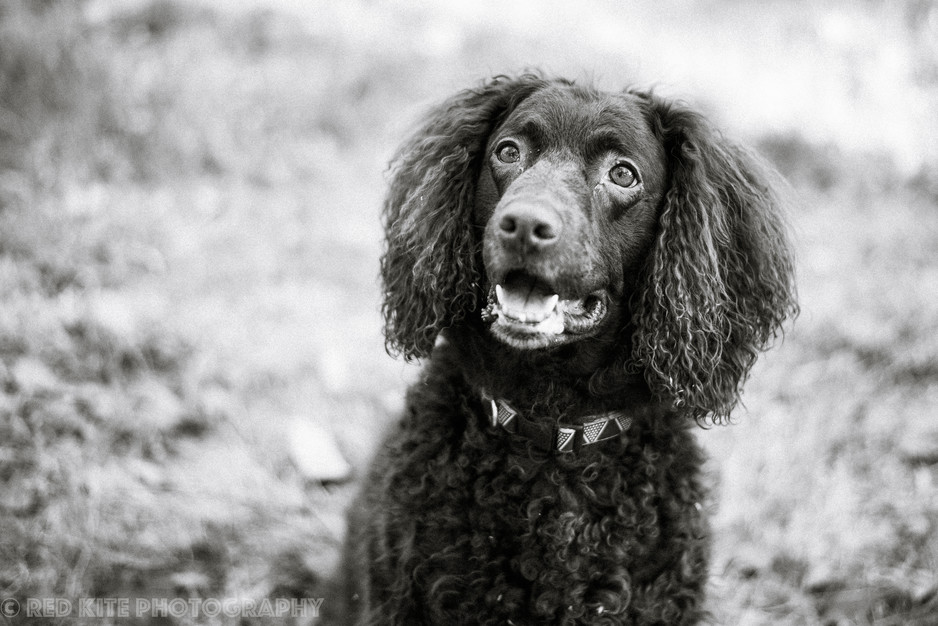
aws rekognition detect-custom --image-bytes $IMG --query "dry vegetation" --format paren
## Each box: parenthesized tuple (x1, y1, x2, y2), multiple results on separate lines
(0, 0, 936, 624)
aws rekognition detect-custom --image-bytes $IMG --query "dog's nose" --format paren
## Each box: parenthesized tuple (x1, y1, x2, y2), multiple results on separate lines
(497, 205, 561, 252)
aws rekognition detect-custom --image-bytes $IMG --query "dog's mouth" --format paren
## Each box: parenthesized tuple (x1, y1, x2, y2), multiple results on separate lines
(483, 272, 608, 349)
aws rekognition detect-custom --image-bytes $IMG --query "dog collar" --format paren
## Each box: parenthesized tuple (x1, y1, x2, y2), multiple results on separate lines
(480, 392, 632, 454)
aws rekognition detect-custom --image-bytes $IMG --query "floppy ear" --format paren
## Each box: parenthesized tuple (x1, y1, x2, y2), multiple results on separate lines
(381, 74, 550, 359)
(631, 97, 798, 421)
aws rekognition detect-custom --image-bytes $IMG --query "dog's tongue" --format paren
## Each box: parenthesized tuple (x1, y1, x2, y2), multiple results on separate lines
(495, 284, 558, 319)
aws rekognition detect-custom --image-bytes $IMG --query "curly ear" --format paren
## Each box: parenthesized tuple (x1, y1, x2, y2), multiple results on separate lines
(381, 74, 551, 359)
(631, 97, 798, 421)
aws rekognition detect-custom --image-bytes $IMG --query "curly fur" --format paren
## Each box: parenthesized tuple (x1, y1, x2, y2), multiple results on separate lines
(381, 75, 556, 359)
(630, 99, 798, 421)
(334, 74, 797, 626)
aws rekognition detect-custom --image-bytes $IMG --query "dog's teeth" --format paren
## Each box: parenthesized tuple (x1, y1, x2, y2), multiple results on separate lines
(493, 284, 564, 331)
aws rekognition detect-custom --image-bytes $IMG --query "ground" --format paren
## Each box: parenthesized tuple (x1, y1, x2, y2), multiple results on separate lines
(0, 1, 937, 624)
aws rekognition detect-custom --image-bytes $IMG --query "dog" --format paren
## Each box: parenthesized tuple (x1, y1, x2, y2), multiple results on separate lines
(333, 74, 797, 625)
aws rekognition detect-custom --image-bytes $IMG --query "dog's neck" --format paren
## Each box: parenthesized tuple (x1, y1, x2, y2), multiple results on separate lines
(440, 324, 653, 424)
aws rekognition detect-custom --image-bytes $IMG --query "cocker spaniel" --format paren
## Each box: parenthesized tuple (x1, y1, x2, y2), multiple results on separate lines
(333, 74, 797, 626)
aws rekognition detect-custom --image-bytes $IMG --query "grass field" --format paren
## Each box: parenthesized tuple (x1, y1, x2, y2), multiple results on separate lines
(1, 0, 937, 624)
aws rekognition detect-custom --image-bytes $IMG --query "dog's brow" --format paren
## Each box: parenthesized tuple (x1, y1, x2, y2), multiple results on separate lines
(502, 114, 549, 146)
(584, 128, 633, 158)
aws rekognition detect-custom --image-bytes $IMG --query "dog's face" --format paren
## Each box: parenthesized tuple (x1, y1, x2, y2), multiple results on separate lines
(381, 75, 796, 419)
(474, 84, 667, 350)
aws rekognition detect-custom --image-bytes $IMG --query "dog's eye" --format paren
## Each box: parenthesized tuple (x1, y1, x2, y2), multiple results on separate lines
(609, 163, 639, 188)
(495, 141, 521, 164)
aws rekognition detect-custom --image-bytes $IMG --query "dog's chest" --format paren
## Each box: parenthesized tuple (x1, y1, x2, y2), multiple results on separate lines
(401, 438, 684, 622)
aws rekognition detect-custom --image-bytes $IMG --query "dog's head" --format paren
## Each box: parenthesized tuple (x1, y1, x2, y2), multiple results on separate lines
(381, 74, 797, 419)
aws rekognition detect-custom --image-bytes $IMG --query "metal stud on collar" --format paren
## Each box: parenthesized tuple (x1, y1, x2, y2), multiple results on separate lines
(489, 398, 518, 431)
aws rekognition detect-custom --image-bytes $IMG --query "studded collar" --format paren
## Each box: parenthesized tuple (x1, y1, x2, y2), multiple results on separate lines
(480, 391, 633, 454)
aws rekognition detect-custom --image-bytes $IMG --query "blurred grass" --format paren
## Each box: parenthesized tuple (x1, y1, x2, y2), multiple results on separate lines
(0, 0, 937, 624)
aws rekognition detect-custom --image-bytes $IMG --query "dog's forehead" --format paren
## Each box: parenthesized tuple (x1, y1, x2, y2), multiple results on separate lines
(499, 84, 654, 148)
